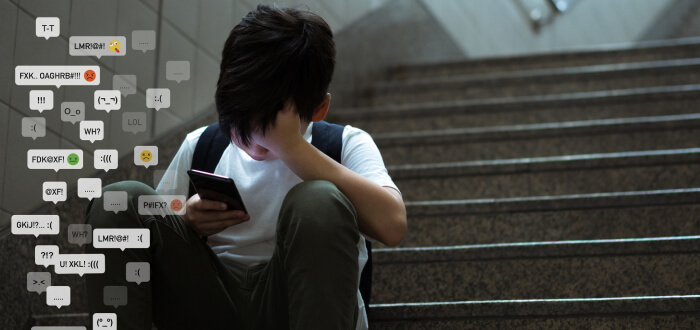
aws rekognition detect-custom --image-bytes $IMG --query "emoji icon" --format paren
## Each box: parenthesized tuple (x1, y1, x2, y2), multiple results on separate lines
(67, 153, 80, 166)
(84, 70, 96, 82)
(108, 40, 120, 53)
(170, 199, 183, 212)
(140, 150, 152, 163)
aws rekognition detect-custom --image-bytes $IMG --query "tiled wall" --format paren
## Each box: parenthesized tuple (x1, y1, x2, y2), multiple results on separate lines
(0, 0, 389, 230)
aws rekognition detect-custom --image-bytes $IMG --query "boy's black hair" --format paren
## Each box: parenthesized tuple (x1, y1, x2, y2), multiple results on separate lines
(216, 4, 335, 147)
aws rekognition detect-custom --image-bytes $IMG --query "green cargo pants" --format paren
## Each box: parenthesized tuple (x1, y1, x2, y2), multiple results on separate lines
(85, 180, 360, 330)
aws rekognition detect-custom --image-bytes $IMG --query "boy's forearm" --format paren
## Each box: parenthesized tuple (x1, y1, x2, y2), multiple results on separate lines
(277, 137, 407, 247)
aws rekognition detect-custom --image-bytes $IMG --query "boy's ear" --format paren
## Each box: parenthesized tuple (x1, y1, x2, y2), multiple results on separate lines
(311, 93, 331, 122)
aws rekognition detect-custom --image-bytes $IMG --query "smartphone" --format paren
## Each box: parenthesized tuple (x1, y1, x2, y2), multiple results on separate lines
(187, 169, 248, 213)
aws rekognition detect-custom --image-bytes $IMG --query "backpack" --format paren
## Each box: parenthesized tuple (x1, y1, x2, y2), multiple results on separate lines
(188, 121, 373, 314)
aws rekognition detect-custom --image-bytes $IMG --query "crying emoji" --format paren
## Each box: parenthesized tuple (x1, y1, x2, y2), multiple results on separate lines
(108, 40, 120, 53)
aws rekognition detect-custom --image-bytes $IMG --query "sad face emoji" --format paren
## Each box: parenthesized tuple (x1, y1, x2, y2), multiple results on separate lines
(140, 150, 152, 163)
(108, 40, 121, 53)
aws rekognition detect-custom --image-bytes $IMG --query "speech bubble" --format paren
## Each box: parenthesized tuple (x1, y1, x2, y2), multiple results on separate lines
(94, 90, 121, 113)
(93, 228, 150, 251)
(122, 112, 147, 135)
(134, 146, 158, 168)
(36, 17, 60, 40)
(132, 30, 156, 53)
(93, 313, 117, 330)
(138, 195, 186, 216)
(94, 149, 118, 172)
(22, 117, 46, 140)
(46, 286, 71, 308)
(69, 36, 126, 58)
(126, 262, 150, 285)
(35, 245, 60, 268)
(27, 272, 51, 294)
(79, 120, 104, 143)
(104, 286, 127, 308)
(103, 191, 128, 214)
(11, 215, 59, 237)
(31, 327, 86, 330)
(78, 178, 102, 201)
(154, 169, 187, 193)
(16, 65, 100, 88)
(67, 224, 92, 247)
(28, 149, 83, 172)
(146, 88, 170, 111)
(55, 254, 105, 277)
(166, 61, 190, 83)
(113, 75, 136, 98)
(61, 101, 85, 124)
(29, 90, 54, 112)
(42, 181, 67, 204)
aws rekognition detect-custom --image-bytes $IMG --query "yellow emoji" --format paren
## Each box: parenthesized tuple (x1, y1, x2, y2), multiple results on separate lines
(108, 40, 120, 53)
(140, 150, 152, 162)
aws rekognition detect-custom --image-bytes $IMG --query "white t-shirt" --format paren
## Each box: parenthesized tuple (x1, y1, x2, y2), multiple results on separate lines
(156, 122, 399, 330)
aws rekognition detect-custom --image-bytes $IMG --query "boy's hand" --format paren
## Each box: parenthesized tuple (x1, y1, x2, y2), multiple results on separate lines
(252, 99, 305, 154)
(182, 194, 250, 237)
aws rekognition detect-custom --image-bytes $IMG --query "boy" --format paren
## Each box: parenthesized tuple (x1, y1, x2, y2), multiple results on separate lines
(85, 4, 406, 330)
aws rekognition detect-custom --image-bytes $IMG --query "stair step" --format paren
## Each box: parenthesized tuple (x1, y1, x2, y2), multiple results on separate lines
(371, 236, 700, 303)
(376, 114, 700, 164)
(30, 312, 88, 327)
(369, 58, 700, 105)
(388, 37, 700, 79)
(392, 149, 700, 200)
(331, 85, 700, 134)
(369, 295, 700, 328)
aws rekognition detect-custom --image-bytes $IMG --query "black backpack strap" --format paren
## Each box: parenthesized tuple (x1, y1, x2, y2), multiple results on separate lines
(188, 122, 230, 199)
(311, 121, 373, 313)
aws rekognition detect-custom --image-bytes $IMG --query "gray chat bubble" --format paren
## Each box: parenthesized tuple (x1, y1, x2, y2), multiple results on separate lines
(132, 30, 156, 53)
(113, 75, 136, 98)
(27, 272, 51, 294)
(103, 285, 127, 308)
(67, 224, 92, 246)
(166, 61, 190, 83)
(60, 102, 85, 124)
(32, 327, 86, 330)
(22, 117, 46, 140)
(126, 262, 150, 285)
(103, 191, 128, 214)
(122, 112, 147, 135)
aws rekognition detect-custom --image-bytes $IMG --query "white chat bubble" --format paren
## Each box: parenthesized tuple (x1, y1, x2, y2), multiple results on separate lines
(166, 61, 190, 83)
(79, 120, 104, 143)
(22, 117, 46, 140)
(113, 74, 136, 98)
(154, 169, 186, 193)
(94, 149, 118, 172)
(42, 181, 67, 204)
(94, 90, 121, 113)
(126, 262, 150, 285)
(55, 254, 105, 276)
(146, 88, 170, 110)
(28, 149, 83, 172)
(46, 286, 71, 308)
(69, 36, 126, 58)
(27, 272, 51, 294)
(132, 30, 155, 53)
(93, 313, 117, 330)
(103, 191, 128, 214)
(16, 65, 100, 88)
(134, 146, 158, 168)
(35, 245, 60, 268)
(36, 17, 60, 40)
(78, 178, 102, 201)
(122, 112, 147, 134)
(67, 224, 92, 247)
(138, 195, 186, 216)
(60, 101, 85, 124)
(93, 228, 150, 251)
(11, 215, 59, 237)
(29, 90, 53, 112)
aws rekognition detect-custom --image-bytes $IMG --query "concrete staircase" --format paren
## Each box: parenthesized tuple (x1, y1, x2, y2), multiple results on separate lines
(327, 38, 700, 328)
